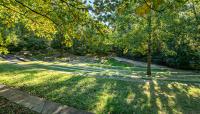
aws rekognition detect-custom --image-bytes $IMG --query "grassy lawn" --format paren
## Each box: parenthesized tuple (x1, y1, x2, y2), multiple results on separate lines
(0, 59, 200, 114)
(0, 96, 38, 114)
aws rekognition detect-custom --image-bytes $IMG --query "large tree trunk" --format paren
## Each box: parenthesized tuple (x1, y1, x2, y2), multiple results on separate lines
(147, 10, 152, 76)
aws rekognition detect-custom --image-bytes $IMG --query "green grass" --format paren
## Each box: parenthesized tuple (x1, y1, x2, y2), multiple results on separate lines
(0, 96, 38, 114)
(13, 60, 200, 82)
(104, 58, 134, 67)
(89, 58, 169, 73)
(0, 60, 200, 114)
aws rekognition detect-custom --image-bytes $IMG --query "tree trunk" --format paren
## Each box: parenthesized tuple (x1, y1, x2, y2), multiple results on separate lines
(192, 0, 199, 24)
(191, 0, 199, 41)
(147, 10, 152, 76)
(59, 33, 65, 57)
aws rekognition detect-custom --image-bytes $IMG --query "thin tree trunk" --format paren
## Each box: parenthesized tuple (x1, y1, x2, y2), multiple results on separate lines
(191, 0, 199, 41)
(147, 10, 152, 76)
(192, 0, 199, 24)
(59, 33, 65, 57)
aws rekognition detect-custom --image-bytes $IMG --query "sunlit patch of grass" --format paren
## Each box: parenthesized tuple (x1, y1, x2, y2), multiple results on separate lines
(188, 87, 200, 98)
(126, 92, 135, 104)
(0, 60, 200, 113)
(104, 58, 133, 67)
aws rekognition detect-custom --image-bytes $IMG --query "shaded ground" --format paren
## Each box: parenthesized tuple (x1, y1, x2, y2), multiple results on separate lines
(0, 96, 38, 114)
(0, 56, 200, 114)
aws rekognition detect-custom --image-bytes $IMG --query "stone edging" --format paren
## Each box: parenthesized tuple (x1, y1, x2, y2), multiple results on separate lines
(0, 84, 93, 114)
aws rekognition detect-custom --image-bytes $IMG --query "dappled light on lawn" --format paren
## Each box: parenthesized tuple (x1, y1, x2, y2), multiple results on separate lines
(0, 59, 200, 113)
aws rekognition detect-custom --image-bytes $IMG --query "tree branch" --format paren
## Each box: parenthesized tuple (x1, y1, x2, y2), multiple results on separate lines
(14, 0, 59, 26)
(143, 0, 189, 13)
(60, 0, 89, 11)
(0, 3, 41, 25)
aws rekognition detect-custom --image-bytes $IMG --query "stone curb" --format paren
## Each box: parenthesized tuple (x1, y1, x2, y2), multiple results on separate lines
(0, 84, 93, 114)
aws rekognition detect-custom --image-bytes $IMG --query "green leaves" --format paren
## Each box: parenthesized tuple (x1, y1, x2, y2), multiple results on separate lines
(0, 0, 107, 53)
(0, 0, 93, 37)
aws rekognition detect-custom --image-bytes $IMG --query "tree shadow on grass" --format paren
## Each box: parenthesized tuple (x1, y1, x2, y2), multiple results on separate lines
(154, 81, 200, 114)
(0, 63, 30, 73)
(102, 81, 152, 114)
(135, 76, 200, 114)
(0, 62, 200, 113)
(21, 63, 200, 84)
(18, 63, 169, 79)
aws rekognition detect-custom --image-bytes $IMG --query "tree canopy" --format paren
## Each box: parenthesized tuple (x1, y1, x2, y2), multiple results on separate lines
(0, 0, 199, 71)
